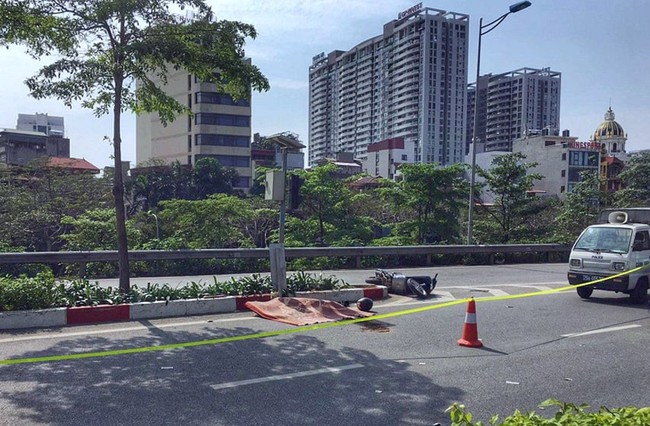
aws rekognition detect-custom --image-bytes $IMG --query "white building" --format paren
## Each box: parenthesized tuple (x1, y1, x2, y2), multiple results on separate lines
(513, 132, 600, 198)
(136, 67, 253, 190)
(309, 4, 469, 168)
(17, 113, 65, 137)
(363, 137, 415, 179)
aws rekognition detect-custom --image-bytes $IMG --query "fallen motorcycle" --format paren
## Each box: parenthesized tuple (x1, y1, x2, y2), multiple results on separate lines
(365, 269, 437, 298)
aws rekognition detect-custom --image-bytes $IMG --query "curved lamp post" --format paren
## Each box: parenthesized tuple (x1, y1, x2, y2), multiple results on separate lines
(467, 1, 532, 244)
(148, 210, 160, 240)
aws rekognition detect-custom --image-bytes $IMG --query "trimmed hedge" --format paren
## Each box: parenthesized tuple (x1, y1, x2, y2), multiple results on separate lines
(0, 271, 349, 312)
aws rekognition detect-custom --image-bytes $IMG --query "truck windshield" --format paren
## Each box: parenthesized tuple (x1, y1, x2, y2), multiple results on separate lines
(574, 226, 632, 254)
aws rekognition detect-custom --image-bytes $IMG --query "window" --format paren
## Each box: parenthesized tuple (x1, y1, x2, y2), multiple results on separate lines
(561, 169, 566, 177)
(195, 92, 250, 106)
(195, 113, 250, 127)
(562, 152, 566, 161)
(195, 154, 249, 168)
(401, 154, 408, 161)
(195, 134, 250, 147)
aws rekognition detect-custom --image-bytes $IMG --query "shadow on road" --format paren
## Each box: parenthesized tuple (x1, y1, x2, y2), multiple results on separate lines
(1, 322, 463, 425)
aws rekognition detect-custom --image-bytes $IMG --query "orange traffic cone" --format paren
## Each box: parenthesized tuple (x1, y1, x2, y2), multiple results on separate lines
(458, 298, 483, 348)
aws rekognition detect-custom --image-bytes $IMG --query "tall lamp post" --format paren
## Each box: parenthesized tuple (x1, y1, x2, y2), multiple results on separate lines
(467, 1, 532, 245)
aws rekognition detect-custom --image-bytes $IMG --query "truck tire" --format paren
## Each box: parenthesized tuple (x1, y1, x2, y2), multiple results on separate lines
(577, 285, 593, 299)
(630, 279, 649, 304)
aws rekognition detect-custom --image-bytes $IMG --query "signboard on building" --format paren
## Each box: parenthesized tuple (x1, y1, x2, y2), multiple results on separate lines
(312, 52, 325, 64)
(398, 2, 423, 20)
(568, 141, 600, 151)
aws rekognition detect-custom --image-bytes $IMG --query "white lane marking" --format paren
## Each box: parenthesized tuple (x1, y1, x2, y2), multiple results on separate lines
(510, 285, 554, 291)
(0, 317, 256, 344)
(379, 291, 456, 307)
(210, 363, 364, 390)
(561, 324, 642, 338)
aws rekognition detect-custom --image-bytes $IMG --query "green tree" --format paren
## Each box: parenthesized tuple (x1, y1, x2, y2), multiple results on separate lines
(379, 163, 468, 244)
(192, 157, 240, 199)
(554, 169, 603, 244)
(291, 164, 355, 246)
(0, 165, 112, 251)
(613, 152, 650, 207)
(475, 152, 542, 243)
(158, 194, 253, 249)
(1, 0, 269, 292)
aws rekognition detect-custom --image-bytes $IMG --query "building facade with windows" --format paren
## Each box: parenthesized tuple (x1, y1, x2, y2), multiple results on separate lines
(513, 132, 600, 198)
(136, 68, 253, 190)
(0, 128, 70, 168)
(309, 5, 469, 168)
(363, 137, 415, 179)
(467, 67, 561, 153)
(17, 113, 65, 137)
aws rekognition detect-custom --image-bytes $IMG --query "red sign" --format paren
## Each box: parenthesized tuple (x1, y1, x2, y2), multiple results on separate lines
(568, 141, 600, 150)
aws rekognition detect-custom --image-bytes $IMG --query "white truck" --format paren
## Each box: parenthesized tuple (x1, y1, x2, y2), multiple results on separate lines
(567, 208, 650, 302)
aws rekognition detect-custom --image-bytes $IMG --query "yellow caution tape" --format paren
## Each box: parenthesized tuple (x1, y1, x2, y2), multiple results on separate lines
(2, 264, 649, 366)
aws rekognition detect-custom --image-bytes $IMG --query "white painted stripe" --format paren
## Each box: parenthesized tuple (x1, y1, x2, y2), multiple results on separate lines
(379, 291, 456, 307)
(512, 285, 553, 291)
(210, 363, 364, 390)
(561, 324, 641, 338)
(0, 317, 256, 344)
(464, 313, 477, 324)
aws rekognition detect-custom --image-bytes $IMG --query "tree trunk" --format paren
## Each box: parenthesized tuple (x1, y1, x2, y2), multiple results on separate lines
(113, 74, 130, 293)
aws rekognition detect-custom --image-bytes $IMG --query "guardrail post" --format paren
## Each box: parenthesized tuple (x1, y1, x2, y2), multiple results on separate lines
(426, 254, 432, 266)
(355, 255, 362, 269)
(79, 262, 87, 278)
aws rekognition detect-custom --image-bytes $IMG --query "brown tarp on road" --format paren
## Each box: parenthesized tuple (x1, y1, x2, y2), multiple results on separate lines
(245, 297, 374, 326)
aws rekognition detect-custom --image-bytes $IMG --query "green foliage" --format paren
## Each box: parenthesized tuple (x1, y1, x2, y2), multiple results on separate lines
(554, 170, 603, 244)
(291, 164, 354, 246)
(475, 153, 543, 244)
(0, 166, 112, 251)
(158, 194, 254, 248)
(0, 271, 60, 311)
(60, 209, 144, 251)
(379, 163, 468, 244)
(614, 152, 650, 207)
(446, 399, 650, 425)
(0, 271, 349, 311)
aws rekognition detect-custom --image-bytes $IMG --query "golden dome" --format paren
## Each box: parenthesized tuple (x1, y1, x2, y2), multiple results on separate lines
(594, 107, 625, 139)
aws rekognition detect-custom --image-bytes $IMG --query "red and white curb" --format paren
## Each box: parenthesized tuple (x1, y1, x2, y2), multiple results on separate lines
(0, 286, 387, 330)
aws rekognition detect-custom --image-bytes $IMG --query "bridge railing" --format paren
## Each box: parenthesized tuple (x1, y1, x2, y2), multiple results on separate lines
(0, 244, 570, 276)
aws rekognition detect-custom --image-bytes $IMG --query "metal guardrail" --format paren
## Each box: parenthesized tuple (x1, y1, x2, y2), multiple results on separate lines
(0, 244, 570, 271)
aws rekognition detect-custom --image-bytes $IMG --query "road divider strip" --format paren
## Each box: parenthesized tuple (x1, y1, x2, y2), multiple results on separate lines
(1, 266, 647, 366)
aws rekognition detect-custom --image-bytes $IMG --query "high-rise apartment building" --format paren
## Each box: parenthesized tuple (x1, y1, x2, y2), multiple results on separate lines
(136, 67, 253, 190)
(467, 67, 561, 153)
(309, 5, 469, 168)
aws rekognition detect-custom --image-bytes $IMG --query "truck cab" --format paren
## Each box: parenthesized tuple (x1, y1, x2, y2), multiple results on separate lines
(567, 208, 650, 302)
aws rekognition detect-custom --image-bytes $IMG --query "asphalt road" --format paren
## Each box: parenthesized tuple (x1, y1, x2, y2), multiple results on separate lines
(2, 263, 650, 425)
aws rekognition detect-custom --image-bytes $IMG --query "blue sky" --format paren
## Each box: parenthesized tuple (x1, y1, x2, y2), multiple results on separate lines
(1, 0, 648, 169)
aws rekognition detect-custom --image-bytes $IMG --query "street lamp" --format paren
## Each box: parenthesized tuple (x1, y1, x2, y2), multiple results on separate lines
(467, 1, 532, 244)
(148, 210, 160, 240)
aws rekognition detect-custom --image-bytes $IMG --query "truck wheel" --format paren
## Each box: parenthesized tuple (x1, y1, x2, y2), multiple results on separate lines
(577, 286, 593, 299)
(630, 280, 649, 304)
